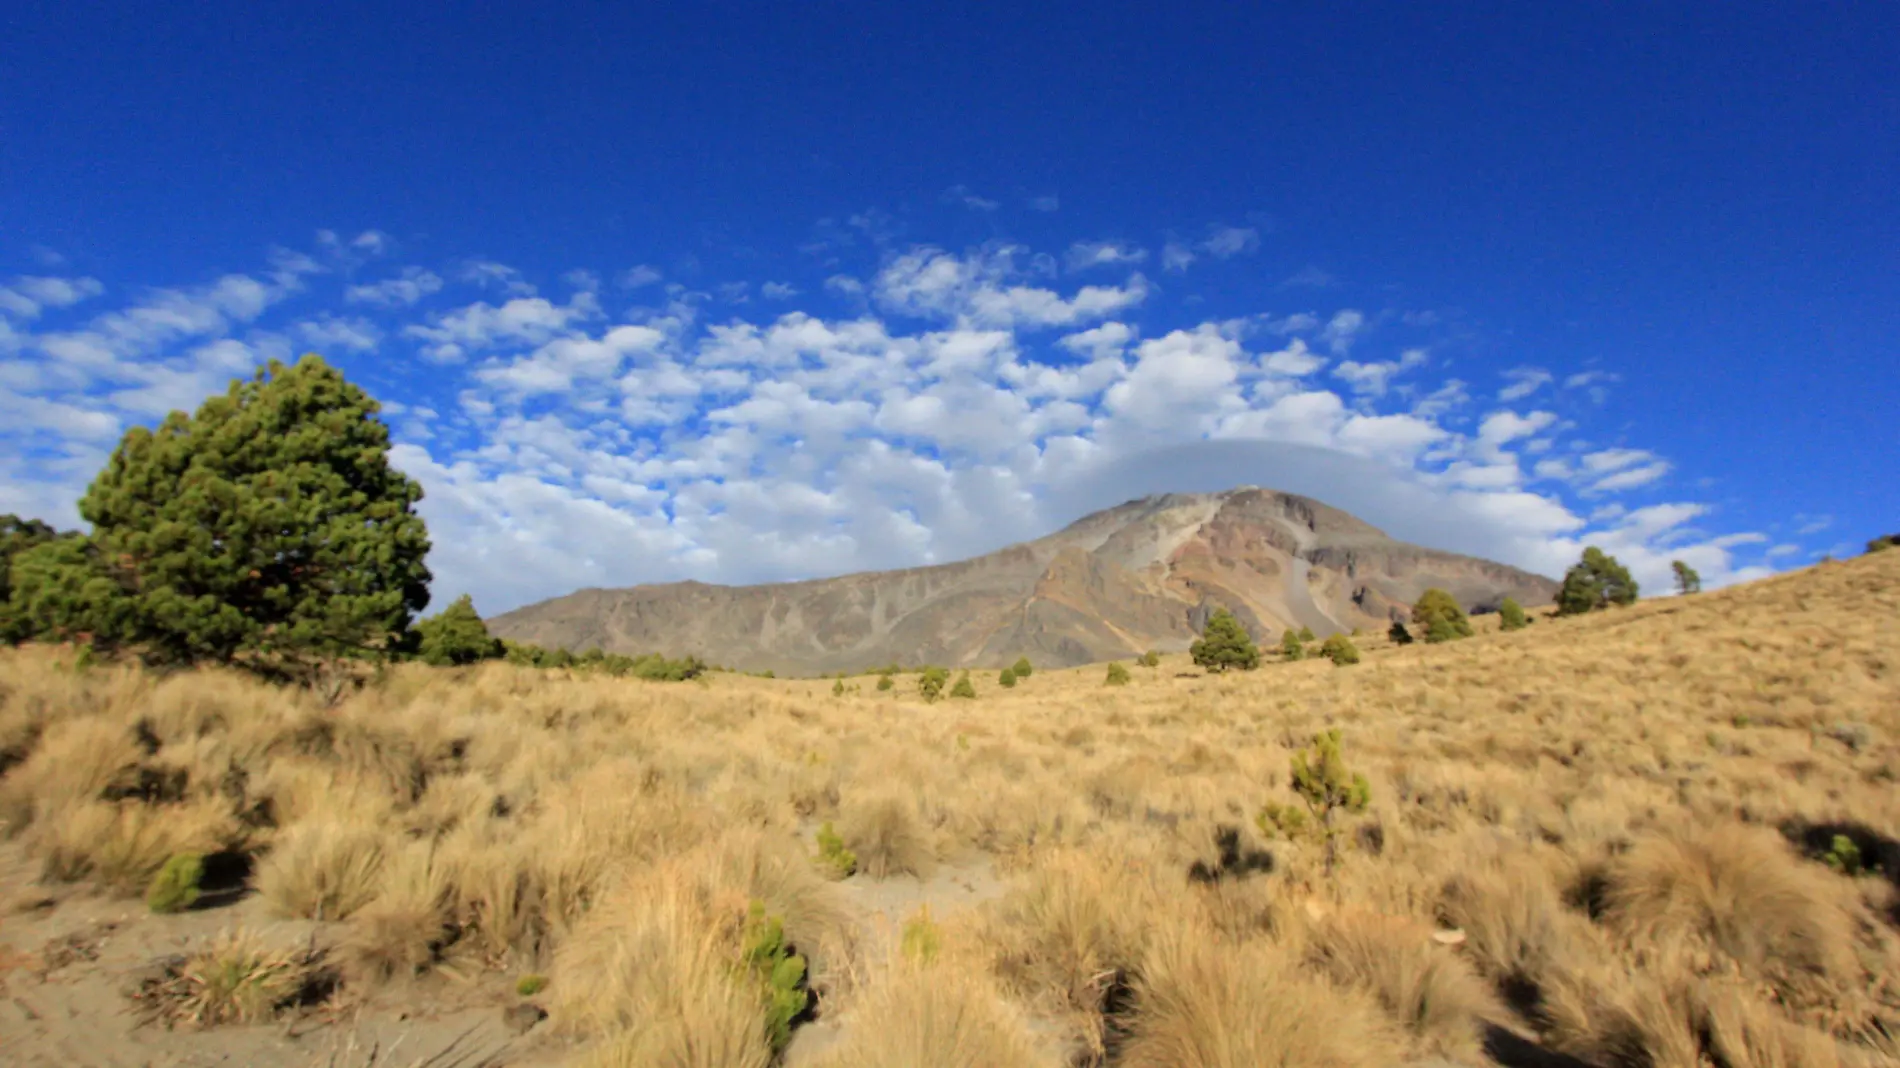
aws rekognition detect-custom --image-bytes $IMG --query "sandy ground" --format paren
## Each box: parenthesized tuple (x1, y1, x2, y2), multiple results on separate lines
(0, 843, 557, 1067)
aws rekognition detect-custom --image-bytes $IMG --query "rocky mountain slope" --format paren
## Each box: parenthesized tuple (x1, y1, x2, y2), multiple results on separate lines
(488, 487, 1559, 674)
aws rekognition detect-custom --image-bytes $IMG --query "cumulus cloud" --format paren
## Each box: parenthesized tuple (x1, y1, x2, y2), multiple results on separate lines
(0, 276, 106, 319)
(1200, 225, 1260, 259)
(0, 234, 1772, 621)
(345, 267, 444, 307)
(1066, 241, 1148, 271)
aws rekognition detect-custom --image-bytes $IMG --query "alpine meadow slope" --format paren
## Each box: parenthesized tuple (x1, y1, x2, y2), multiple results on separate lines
(488, 486, 1559, 674)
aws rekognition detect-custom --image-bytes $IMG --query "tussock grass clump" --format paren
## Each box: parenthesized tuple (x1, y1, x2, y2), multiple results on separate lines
(1305, 910, 1498, 1060)
(130, 927, 331, 1030)
(256, 819, 388, 921)
(839, 794, 934, 879)
(34, 799, 236, 892)
(817, 962, 1058, 1068)
(1120, 926, 1406, 1068)
(340, 839, 455, 983)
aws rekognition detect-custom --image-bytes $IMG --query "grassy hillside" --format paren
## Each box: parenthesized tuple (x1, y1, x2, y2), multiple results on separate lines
(2, 551, 1897, 1066)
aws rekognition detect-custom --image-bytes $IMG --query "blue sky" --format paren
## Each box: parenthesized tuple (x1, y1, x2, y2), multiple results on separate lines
(3, 3, 1894, 614)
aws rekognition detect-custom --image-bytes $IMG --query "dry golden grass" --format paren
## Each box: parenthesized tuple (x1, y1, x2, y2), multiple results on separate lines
(2, 549, 1898, 1065)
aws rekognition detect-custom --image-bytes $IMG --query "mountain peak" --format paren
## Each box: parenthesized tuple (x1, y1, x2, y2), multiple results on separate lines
(491, 488, 1554, 674)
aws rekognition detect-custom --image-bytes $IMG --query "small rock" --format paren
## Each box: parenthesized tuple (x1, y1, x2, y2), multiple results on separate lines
(119, 954, 186, 1000)
(1431, 929, 1467, 946)
(502, 1001, 547, 1035)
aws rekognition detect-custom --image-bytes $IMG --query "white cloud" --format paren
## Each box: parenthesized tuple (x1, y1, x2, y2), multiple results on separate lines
(0, 276, 106, 319)
(1319, 310, 1366, 354)
(1794, 513, 1832, 535)
(1259, 338, 1327, 377)
(1281, 265, 1334, 288)
(1160, 242, 1196, 272)
(1498, 367, 1553, 402)
(1103, 326, 1244, 432)
(1766, 543, 1800, 558)
(942, 184, 999, 211)
(462, 261, 536, 296)
(1591, 461, 1671, 492)
(761, 281, 799, 300)
(1029, 195, 1060, 212)
(1057, 322, 1136, 361)
(1333, 348, 1427, 396)
(1065, 241, 1148, 271)
(1200, 225, 1259, 259)
(1581, 448, 1654, 473)
(403, 292, 602, 363)
(298, 314, 382, 353)
(619, 265, 663, 289)
(874, 246, 1148, 330)
(346, 267, 444, 307)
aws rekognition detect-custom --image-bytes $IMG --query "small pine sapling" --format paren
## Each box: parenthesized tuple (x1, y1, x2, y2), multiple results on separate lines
(918, 667, 948, 702)
(1498, 597, 1528, 632)
(949, 671, 977, 699)
(1011, 656, 1034, 679)
(831, 678, 845, 697)
(1279, 629, 1305, 661)
(1288, 729, 1373, 873)
(876, 674, 893, 691)
(900, 906, 943, 965)
(998, 667, 1017, 688)
(1140, 649, 1160, 668)
(1297, 626, 1316, 643)
(1104, 661, 1131, 686)
(814, 821, 857, 878)
(740, 902, 809, 1054)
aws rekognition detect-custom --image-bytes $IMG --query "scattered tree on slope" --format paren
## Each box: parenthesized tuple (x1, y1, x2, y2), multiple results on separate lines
(1191, 608, 1259, 673)
(1555, 547, 1640, 616)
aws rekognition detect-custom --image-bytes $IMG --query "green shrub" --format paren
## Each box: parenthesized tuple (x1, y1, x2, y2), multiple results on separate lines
(1319, 633, 1360, 666)
(1412, 589, 1472, 642)
(814, 821, 857, 878)
(1671, 560, 1702, 595)
(918, 667, 948, 701)
(1387, 620, 1413, 645)
(1288, 729, 1372, 873)
(831, 678, 845, 697)
(1555, 547, 1639, 615)
(1139, 649, 1160, 668)
(998, 667, 1017, 688)
(1190, 608, 1259, 673)
(949, 672, 977, 699)
(1104, 661, 1130, 686)
(1497, 597, 1528, 631)
(740, 902, 808, 1054)
(1011, 656, 1033, 679)
(876, 674, 893, 692)
(1297, 626, 1316, 643)
(1279, 629, 1305, 661)
(515, 974, 547, 997)
(1869, 535, 1899, 554)
(145, 853, 205, 914)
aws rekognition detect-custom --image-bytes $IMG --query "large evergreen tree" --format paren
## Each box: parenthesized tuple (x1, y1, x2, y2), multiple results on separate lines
(0, 516, 75, 643)
(1555, 547, 1639, 616)
(1190, 608, 1260, 672)
(415, 594, 501, 666)
(7, 355, 432, 672)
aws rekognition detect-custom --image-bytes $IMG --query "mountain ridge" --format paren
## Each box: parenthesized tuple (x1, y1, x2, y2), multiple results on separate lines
(488, 486, 1559, 674)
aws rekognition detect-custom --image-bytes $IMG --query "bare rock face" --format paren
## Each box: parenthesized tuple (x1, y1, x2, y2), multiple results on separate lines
(488, 487, 1559, 673)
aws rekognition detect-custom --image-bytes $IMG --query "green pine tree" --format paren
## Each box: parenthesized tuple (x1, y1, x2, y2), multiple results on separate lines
(919, 666, 949, 702)
(7, 355, 431, 674)
(1497, 597, 1528, 632)
(1, 515, 76, 644)
(998, 667, 1017, 688)
(1011, 656, 1034, 679)
(1297, 625, 1316, 643)
(1279, 629, 1305, 661)
(949, 671, 976, 699)
(1412, 589, 1473, 643)
(1190, 608, 1260, 673)
(1671, 560, 1702, 595)
(415, 594, 501, 666)
(1104, 661, 1130, 686)
(1555, 547, 1640, 615)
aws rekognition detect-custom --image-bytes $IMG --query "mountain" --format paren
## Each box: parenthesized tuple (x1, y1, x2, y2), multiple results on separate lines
(487, 487, 1560, 675)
